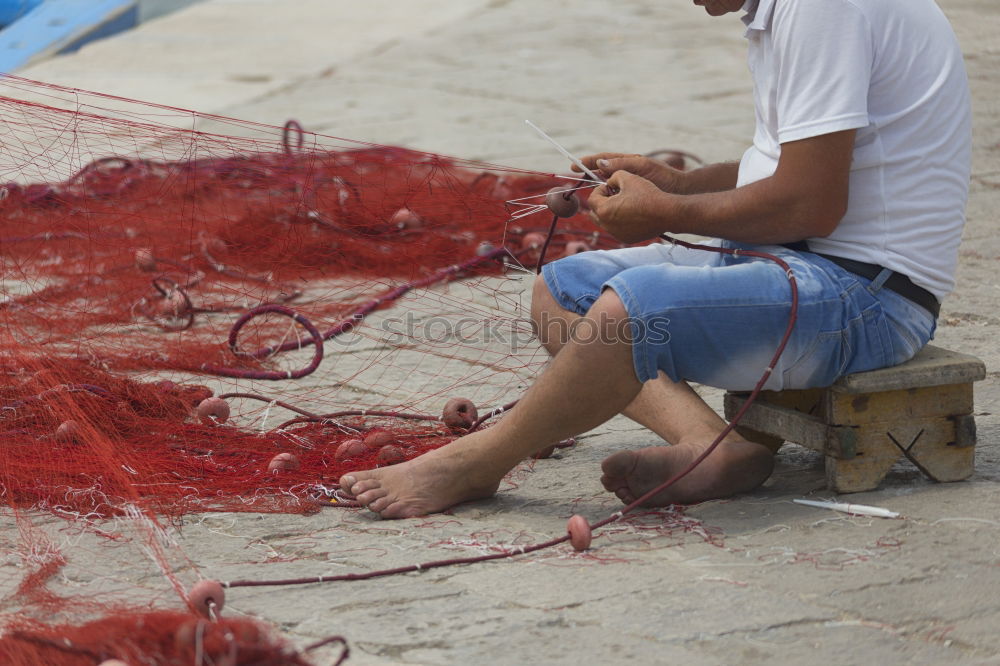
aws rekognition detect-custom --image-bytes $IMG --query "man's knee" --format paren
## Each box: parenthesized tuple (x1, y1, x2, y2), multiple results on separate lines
(529, 276, 552, 332)
(590, 288, 628, 321)
(578, 289, 633, 346)
(531, 276, 563, 353)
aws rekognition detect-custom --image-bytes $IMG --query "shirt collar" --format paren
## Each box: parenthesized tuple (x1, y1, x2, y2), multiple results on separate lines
(742, 0, 776, 35)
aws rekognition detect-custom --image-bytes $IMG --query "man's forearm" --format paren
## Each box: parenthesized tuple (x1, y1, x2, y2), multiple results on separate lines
(589, 171, 826, 245)
(588, 130, 854, 244)
(672, 132, 855, 243)
(674, 177, 828, 244)
(674, 161, 740, 195)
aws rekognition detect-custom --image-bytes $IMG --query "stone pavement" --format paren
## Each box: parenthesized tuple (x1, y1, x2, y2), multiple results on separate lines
(9, 1, 1000, 664)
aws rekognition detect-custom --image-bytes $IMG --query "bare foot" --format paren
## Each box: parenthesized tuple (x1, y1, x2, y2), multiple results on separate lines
(339, 444, 504, 519)
(600, 439, 774, 506)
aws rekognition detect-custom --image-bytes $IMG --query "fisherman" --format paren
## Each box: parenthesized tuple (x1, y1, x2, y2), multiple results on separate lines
(341, 0, 971, 517)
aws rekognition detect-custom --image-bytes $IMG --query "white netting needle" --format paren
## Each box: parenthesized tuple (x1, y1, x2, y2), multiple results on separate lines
(793, 498, 901, 519)
(524, 120, 605, 183)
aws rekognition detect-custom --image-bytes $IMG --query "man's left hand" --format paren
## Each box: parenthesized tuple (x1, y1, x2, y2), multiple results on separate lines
(588, 171, 677, 243)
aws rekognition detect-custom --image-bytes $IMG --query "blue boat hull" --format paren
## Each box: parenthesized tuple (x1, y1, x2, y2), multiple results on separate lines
(0, 0, 137, 73)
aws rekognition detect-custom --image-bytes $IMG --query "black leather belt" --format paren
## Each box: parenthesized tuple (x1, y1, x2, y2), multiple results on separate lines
(782, 242, 940, 319)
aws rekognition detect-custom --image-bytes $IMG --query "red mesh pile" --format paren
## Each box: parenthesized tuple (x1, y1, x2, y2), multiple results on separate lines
(0, 611, 342, 665)
(0, 75, 621, 658)
(1, 355, 468, 516)
(0, 74, 620, 518)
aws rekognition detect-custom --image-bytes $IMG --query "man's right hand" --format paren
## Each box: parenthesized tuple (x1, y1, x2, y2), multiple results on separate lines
(574, 153, 685, 193)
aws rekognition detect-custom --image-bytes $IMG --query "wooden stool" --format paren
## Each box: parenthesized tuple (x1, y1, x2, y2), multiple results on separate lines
(723, 345, 986, 493)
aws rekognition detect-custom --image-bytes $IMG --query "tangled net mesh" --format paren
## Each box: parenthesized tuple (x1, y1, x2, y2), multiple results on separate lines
(1, 611, 341, 666)
(0, 74, 633, 663)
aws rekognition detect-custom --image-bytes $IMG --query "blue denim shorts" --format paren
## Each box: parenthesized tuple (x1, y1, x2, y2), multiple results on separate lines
(541, 241, 936, 391)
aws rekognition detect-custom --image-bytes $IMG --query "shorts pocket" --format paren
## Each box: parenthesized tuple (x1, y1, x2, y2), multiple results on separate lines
(882, 313, 929, 367)
(839, 307, 894, 376)
(781, 329, 846, 389)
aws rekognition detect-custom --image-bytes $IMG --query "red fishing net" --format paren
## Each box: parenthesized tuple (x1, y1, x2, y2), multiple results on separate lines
(1, 74, 640, 662)
(0, 74, 626, 517)
(0, 610, 348, 665)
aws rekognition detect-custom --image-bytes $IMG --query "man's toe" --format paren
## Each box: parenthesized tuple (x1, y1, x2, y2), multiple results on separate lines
(367, 495, 394, 513)
(614, 487, 635, 503)
(351, 478, 384, 495)
(356, 486, 388, 506)
(338, 474, 358, 492)
(601, 450, 638, 480)
(381, 500, 426, 520)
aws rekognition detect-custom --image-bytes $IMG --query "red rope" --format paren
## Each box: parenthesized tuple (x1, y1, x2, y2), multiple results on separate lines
(275, 410, 441, 431)
(201, 304, 326, 381)
(223, 234, 800, 589)
(242, 246, 514, 360)
(217, 392, 321, 418)
(534, 213, 560, 273)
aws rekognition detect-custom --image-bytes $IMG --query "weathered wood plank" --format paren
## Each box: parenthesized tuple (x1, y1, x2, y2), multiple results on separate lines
(758, 388, 825, 416)
(831, 345, 986, 394)
(733, 426, 785, 454)
(823, 383, 974, 426)
(825, 433, 901, 493)
(725, 393, 827, 450)
(826, 418, 975, 492)
(908, 433, 975, 482)
(953, 414, 977, 448)
(724, 344, 983, 493)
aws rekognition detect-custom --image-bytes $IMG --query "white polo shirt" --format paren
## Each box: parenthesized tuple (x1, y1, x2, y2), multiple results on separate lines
(736, 0, 972, 301)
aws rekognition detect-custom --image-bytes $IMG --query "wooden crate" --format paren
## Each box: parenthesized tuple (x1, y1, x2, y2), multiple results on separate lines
(723, 345, 986, 493)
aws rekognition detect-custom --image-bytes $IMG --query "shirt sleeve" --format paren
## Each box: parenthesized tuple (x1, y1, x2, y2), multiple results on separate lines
(772, 0, 874, 143)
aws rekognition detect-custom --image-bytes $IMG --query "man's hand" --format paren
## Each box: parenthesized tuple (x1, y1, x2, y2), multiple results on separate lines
(576, 152, 743, 196)
(588, 171, 680, 244)
(574, 152, 685, 193)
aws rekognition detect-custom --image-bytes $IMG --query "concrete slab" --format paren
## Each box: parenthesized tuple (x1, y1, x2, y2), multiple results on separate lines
(18, 0, 493, 116)
(1, 1, 999, 665)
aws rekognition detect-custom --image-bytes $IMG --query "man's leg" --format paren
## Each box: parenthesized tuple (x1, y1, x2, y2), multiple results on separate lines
(532, 277, 732, 444)
(532, 277, 774, 505)
(339, 289, 644, 518)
